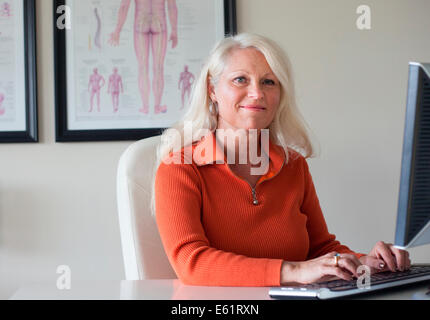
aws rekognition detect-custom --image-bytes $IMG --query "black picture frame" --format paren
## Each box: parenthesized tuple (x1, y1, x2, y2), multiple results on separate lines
(0, 0, 38, 143)
(53, 0, 237, 142)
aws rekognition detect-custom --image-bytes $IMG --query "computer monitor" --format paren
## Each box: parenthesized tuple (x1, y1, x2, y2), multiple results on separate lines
(395, 62, 430, 249)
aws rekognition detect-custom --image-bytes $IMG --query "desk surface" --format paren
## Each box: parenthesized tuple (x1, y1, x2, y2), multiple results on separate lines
(9, 279, 430, 300)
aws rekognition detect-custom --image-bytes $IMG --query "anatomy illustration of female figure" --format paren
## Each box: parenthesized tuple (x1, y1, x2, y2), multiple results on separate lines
(178, 65, 194, 110)
(109, 0, 178, 115)
(88, 68, 105, 112)
(0, 93, 5, 116)
(108, 67, 124, 112)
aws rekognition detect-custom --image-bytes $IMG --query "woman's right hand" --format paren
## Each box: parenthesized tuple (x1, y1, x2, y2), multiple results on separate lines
(281, 252, 363, 285)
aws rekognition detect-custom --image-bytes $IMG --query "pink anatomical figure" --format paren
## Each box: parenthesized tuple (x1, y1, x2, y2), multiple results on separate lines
(1, 2, 11, 17)
(88, 68, 106, 112)
(109, 0, 178, 115)
(0, 93, 5, 116)
(108, 68, 124, 112)
(178, 65, 195, 110)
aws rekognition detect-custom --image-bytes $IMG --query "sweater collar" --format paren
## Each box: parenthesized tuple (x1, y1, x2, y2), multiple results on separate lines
(192, 131, 286, 177)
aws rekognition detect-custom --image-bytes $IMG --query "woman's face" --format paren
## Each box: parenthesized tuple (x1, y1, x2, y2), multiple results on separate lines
(209, 47, 281, 131)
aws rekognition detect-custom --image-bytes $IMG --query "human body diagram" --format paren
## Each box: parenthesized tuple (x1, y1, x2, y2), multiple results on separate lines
(109, 0, 178, 115)
(108, 68, 124, 112)
(88, 68, 106, 112)
(178, 65, 194, 110)
(0, 2, 11, 17)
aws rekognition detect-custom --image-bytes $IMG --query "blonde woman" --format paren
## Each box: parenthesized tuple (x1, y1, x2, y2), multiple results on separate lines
(153, 33, 410, 286)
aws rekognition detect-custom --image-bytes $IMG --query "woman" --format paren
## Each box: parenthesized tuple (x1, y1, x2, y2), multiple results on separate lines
(153, 33, 410, 286)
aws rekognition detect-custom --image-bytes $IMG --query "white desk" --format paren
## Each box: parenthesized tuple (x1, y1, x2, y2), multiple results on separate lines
(9, 279, 430, 300)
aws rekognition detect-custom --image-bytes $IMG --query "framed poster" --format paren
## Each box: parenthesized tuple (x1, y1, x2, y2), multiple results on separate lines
(0, 0, 38, 143)
(54, 0, 237, 142)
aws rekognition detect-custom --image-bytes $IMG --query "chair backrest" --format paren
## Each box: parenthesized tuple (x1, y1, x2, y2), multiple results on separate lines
(116, 135, 177, 280)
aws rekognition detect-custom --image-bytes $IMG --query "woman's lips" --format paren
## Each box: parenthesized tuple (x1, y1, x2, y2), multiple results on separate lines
(240, 105, 266, 111)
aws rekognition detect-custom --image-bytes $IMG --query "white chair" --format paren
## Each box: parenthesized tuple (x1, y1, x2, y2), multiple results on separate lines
(117, 135, 177, 280)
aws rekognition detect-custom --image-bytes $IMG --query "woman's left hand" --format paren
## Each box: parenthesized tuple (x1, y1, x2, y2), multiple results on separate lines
(359, 241, 411, 274)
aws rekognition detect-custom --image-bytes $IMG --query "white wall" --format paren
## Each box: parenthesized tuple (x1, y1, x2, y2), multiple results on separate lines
(1, 0, 429, 299)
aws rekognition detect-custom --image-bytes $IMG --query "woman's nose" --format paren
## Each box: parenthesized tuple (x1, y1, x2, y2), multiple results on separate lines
(247, 82, 264, 100)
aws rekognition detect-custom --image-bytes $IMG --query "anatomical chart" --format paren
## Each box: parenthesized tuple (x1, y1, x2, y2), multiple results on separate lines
(0, 0, 26, 132)
(66, 0, 225, 130)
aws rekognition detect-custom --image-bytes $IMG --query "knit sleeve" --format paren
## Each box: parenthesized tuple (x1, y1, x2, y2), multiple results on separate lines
(299, 157, 365, 260)
(155, 159, 283, 287)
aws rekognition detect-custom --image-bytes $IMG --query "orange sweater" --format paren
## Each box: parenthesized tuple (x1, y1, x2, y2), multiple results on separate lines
(155, 132, 363, 286)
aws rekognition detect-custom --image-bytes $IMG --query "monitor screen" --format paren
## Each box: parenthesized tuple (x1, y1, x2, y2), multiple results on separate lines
(395, 62, 430, 249)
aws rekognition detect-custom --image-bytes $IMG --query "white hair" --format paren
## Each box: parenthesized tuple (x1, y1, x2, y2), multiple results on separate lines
(150, 33, 316, 215)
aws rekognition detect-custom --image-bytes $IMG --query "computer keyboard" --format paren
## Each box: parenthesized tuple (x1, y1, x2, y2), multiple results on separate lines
(269, 264, 430, 299)
(311, 265, 430, 292)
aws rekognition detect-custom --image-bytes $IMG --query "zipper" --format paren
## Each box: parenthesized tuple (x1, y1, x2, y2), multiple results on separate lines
(226, 156, 286, 206)
(251, 186, 259, 205)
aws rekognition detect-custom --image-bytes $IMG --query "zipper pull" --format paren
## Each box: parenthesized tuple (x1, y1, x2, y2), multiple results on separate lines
(252, 188, 259, 205)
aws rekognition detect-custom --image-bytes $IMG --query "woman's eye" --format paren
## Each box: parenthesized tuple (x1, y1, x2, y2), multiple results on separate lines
(263, 79, 276, 85)
(233, 77, 247, 84)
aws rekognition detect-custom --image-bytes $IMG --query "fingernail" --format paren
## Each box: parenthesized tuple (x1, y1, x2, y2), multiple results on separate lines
(379, 263, 385, 269)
